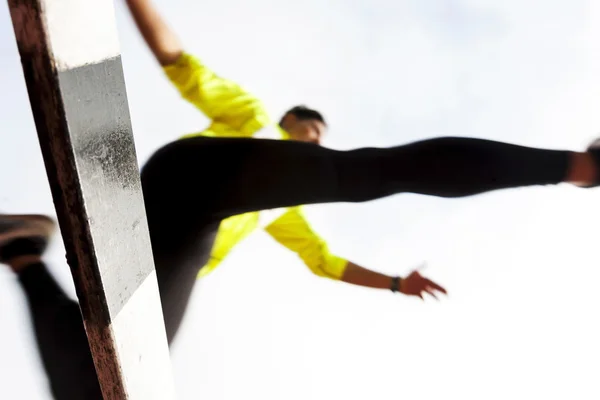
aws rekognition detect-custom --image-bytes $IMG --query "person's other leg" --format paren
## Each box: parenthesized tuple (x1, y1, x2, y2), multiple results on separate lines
(0, 210, 220, 399)
(0, 215, 103, 400)
(18, 263, 104, 400)
(143, 135, 597, 222)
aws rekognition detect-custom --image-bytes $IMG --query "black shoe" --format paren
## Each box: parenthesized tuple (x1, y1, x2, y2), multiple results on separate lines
(0, 214, 55, 264)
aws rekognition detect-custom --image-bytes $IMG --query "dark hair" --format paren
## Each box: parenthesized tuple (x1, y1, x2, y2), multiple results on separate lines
(279, 105, 326, 127)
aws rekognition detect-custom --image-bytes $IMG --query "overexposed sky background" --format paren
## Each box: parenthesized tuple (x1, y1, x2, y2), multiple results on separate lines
(1, 0, 600, 399)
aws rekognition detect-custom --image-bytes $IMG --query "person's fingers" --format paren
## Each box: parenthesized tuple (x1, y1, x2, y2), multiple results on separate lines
(425, 286, 439, 300)
(425, 278, 447, 295)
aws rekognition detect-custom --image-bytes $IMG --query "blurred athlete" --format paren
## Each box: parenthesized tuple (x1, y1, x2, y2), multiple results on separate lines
(2, 0, 599, 398)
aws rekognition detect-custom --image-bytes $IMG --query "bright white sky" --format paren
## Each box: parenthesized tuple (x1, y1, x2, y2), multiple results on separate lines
(1, 0, 600, 399)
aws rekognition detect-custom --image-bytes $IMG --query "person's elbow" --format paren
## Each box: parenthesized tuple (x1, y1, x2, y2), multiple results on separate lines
(307, 262, 342, 280)
(156, 46, 183, 66)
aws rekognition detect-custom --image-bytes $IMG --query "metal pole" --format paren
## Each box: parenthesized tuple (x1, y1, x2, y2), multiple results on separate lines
(7, 0, 176, 398)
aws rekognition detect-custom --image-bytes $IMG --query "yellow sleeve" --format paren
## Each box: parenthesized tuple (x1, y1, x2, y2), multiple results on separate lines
(264, 207, 348, 280)
(162, 52, 271, 135)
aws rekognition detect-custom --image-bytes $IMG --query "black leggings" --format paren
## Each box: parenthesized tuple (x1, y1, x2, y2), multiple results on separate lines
(17, 136, 570, 399)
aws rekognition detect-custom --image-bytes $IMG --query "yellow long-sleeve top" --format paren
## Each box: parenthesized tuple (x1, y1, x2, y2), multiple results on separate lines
(163, 52, 348, 280)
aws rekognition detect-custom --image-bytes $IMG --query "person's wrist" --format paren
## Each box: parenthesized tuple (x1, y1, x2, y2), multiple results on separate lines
(390, 276, 402, 293)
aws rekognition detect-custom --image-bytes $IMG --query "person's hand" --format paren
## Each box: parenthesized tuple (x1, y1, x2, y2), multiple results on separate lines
(400, 267, 447, 300)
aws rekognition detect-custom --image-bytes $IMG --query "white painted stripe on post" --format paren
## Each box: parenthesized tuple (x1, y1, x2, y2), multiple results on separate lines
(44, 0, 121, 70)
(112, 270, 177, 399)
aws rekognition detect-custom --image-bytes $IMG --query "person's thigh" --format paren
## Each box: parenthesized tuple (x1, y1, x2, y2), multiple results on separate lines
(138, 136, 344, 221)
(140, 145, 221, 343)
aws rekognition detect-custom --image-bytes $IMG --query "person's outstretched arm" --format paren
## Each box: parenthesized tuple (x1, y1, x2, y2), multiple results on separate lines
(125, 0, 183, 65)
(124, 0, 271, 135)
(342, 261, 446, 300)
(265, 207, 447, 300)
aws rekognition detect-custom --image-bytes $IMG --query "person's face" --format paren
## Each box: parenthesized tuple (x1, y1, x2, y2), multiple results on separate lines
(284, 116, 327, 145)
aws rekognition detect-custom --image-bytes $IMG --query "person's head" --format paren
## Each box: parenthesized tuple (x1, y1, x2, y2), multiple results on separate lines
(278, 105, 327, 145)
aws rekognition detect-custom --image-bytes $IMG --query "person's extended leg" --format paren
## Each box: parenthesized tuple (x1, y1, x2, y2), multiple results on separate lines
(134, 134, 600, 336)
(140, 135, 598, 222)
(0, 215, 103, 400)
